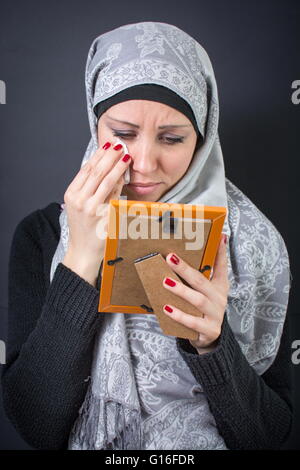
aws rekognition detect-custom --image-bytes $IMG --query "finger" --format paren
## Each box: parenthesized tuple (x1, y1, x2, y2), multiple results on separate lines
(107, 174, 125, 201)
(66, 143, 110, 193)
(66, 160, 92, 195)
(165, 252, 215, 300)
(162, 276, 219, 320)
(162, 303, 214, 337)
(88, 142, 111, 167)
(88, 142, 122, 171)
(80, 145, 126, 198)
(90, 152, 131, 206)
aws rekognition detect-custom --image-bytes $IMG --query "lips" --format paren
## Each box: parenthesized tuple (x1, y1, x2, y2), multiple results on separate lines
(127, 182, 160, 194)
(129, 183, 159, 187)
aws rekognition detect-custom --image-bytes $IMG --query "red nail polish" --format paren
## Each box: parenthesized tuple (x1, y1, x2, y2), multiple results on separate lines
(164, 277, 176, 287)
(223, 234, 227, 245)
(113, 144, 123, 150)
(102, 142, 111, 150)
(122, 153, 131, 162)
(164, 305, 173, 313)
(170, 254, 179, 265)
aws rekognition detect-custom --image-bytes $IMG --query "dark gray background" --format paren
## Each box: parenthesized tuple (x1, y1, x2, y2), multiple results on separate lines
(0, 0, 299, 450)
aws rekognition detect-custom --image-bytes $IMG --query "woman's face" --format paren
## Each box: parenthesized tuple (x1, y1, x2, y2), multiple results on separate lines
(97, 100, 198, 201)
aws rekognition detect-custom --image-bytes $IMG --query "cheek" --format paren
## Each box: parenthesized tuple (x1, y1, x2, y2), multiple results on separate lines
(97, 126, 106, 144)
(97, 124, 112, 145)
(162, 149, 193, 179)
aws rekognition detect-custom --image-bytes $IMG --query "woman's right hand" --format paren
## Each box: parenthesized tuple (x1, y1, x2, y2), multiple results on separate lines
(62, 142, 131, 287)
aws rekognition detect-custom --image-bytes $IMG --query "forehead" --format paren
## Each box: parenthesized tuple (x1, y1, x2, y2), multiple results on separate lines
(103, 100, 191, 124)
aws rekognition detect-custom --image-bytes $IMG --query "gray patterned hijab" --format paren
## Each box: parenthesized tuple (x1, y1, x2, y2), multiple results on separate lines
(49, 22, 291, 449)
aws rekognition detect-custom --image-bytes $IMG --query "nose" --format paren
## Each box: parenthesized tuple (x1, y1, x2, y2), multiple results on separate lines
(129, 138, 158, 175)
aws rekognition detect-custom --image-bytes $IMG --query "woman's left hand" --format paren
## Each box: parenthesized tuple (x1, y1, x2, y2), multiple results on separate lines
(162, 234, 230, 354)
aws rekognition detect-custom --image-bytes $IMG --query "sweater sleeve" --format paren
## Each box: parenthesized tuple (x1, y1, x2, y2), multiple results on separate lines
(1, 212, 103, 450)
(176, 312, 293, 450)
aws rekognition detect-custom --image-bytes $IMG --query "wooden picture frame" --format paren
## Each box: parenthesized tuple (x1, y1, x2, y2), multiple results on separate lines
(98, 200, 226, 333)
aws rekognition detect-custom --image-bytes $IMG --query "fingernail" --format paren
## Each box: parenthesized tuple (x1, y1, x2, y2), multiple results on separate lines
(102, 142, 111, 150)
(223, 234, 227, 245)
(113, 144, 123, 150)
(164, 277, 176, 287)
(164, 305, 173, 313)
(122, 153, 131, 162)
(170, 254, 180, 265)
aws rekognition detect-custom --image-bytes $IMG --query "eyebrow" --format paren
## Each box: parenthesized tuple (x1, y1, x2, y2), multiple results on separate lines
(105, 114, 192, 129)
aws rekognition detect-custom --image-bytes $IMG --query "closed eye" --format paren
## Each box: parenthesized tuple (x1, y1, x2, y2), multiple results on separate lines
(112, 131, 184, 145)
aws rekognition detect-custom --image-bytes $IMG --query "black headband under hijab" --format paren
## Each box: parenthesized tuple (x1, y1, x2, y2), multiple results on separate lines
(93, 84, 202, 140)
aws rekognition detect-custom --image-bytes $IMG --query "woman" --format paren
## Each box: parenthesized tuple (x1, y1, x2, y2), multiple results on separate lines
(1, 22, 293, 450)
